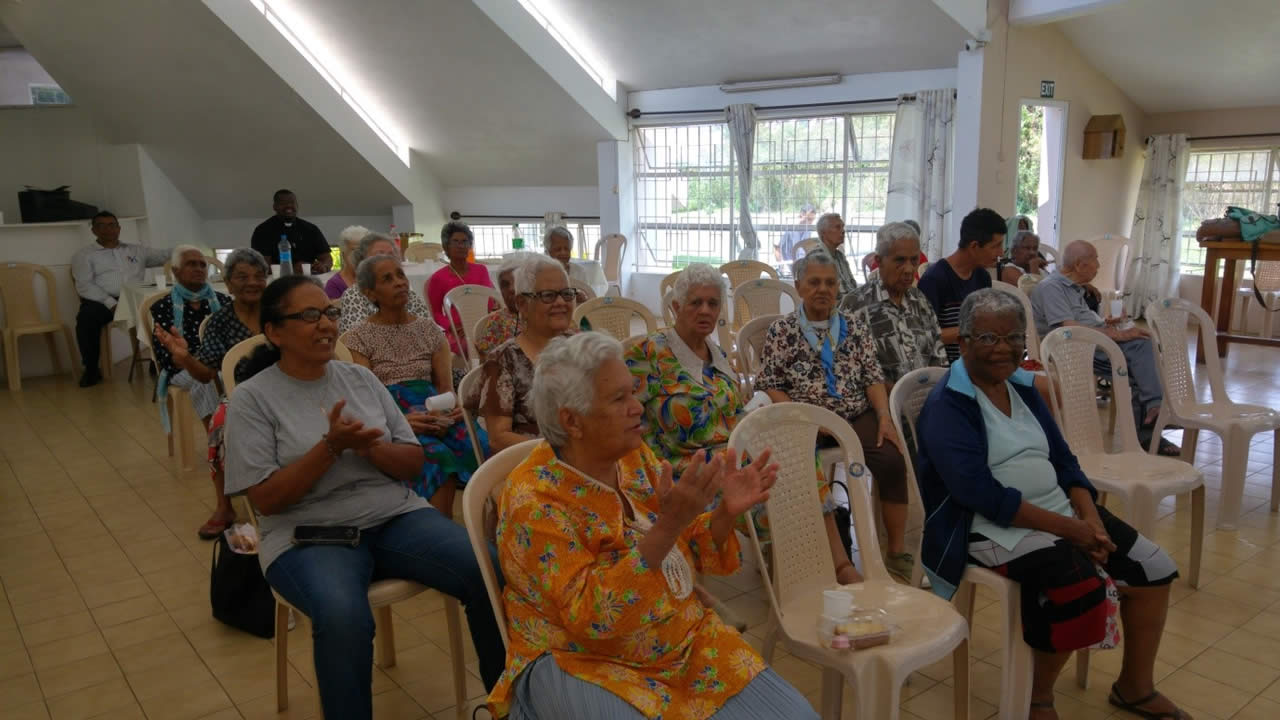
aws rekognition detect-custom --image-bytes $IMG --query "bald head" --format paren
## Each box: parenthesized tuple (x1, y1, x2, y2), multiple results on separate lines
(1061, 240, 1099, 283)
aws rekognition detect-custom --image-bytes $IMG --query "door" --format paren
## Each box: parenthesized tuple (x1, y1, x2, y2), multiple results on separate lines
(1014, 100, 1068, 252)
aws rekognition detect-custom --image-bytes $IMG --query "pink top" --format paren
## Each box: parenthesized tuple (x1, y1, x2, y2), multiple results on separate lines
(425, 262, 495, 355)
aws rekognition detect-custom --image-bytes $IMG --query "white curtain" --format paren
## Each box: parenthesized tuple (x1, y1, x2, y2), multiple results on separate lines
(1124, 134, 1189, 317)
(726, 104, 758, 261)
(885, 89, 955, 261)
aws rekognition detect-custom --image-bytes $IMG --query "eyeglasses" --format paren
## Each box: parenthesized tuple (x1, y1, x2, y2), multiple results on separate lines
(521, 289, 579, 304)
(281, 307, 341, 323)
(966, 331, 1027, 347)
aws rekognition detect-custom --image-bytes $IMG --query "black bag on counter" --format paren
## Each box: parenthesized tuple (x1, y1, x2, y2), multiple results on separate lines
(17, 185, 99, 223)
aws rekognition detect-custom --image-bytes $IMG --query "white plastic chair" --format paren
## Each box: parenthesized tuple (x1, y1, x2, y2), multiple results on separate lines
(573, 297, 657, 342)
(1016, 272, 1043, 295)
(1040, 325, 1204, 587)
(732, 278, 800, 332)
(891, 367, 1088, 719)
(140, 291, 199, 470)
(719, 259, 779, 290)
(444, 284, 501, 367)
(1233, 261, 1280, 338)
(221, 335, 265, 398)
(794, 238, 821, 259)
(1145, 297, 1280, 529)
(990, 280, 1041, 362)
(729, 402, 969, 720)
(1038, 243, 1059, 271)
(594, 233, 627, 295)
(404, 241, 443, 263)
(1086, 234, 1132, 297)
(461, 438, 541, 654)
(0, 262, 80, 391)
(458, 366, 487, 467)
(735, 314, 780, 397)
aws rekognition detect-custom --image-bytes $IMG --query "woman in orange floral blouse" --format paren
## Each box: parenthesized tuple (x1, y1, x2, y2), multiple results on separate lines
(487, 332, 817, 720)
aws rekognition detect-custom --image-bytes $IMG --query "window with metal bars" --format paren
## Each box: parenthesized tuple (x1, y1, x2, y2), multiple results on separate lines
(1180, 148, 1279, 275)
(466, 220, 601, 259)
(631, 113, 895, 273)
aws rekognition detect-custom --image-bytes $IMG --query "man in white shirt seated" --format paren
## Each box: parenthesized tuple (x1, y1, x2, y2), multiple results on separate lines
(70, 211, 169, 387)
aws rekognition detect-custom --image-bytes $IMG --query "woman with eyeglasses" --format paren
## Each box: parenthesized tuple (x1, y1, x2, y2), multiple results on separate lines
(916, 289, 1186, 720)
(224, 275, 506, 720)
(478, 255, 578, 452)
(342, 254, 487, 516)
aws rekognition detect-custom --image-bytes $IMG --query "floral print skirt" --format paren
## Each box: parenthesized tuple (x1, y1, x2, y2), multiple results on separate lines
(388, 380, 489, 502)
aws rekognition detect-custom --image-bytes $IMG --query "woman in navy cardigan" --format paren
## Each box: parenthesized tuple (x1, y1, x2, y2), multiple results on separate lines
(915, 289, 1188, 720)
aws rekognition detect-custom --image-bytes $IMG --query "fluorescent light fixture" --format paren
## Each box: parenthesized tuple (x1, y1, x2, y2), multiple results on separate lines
(719, 75, 842, 93)
(249, 0, 409, 165)
(514, 0, 616, 100)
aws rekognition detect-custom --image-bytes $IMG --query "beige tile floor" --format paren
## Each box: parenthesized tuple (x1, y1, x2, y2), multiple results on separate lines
(1, 341, 1278, 720)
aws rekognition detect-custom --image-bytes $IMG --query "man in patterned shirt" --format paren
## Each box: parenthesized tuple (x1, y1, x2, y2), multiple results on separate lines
(842, 221, 948, 389)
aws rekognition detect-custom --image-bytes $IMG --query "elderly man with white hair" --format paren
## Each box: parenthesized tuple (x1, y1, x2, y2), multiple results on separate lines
(1031, 240, 1177, 455)
(811, 212, 858, 298)
(842, 221, 948, 388)
(148, 245, 230, 432)
(488, 331, 817, 720)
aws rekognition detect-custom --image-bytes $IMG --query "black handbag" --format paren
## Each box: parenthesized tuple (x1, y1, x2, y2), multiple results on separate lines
(210, 533, 277, 638)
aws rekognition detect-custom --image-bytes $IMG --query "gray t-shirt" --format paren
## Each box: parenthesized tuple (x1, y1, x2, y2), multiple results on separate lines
(225, 361, 429, 570)
(1030, 271, 1104, 337)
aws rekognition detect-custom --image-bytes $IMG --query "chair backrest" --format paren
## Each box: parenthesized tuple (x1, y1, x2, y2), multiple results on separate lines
(794, 238, 821, 259)
(732, 278, 800, 331)
(1039, 242, 1059, 270)
(1255, 261, 1280, 294)
(1017, 272, 1044, 295)
(728, 403, 885, 619)
(444, 284, 502, 364)
(138, 290, 170, 348)
(659, 270, 682, 302)
(333, 335, 354, 363)
(888, 367, 948, 480)
(458, 366, 487, 466)
(719, 260, 778, 290)
(461, 438, 542, 650)
(197, 316, 210, 341)
(736, 313, 780, 379)
(571, 281, 597, 301)
(594, 234, 627, 284)
(221, 335, 266, 397)
(1084, 234, 1131, 295)
(1040, 325, 1141, 456)
(404, 242, 443, 263)
(990, 279, 1041, 362)
(573, 297, 657, 342)
(1144, 296, 1229, 412)
(0, 262, 62, 329)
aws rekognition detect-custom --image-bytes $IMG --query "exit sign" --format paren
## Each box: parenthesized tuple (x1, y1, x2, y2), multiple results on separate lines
(1040, 80, 1055, 98)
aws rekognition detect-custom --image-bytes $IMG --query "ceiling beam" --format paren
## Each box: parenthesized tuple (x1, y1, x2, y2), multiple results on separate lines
(930, 0, 989, 38)
(1009, 0, 1130, 26)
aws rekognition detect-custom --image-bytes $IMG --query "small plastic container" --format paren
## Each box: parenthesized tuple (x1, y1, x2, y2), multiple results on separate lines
(817, 607, 895, 650)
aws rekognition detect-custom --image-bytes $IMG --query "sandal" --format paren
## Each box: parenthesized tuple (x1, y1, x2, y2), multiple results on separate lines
(1108, 683, 1191, 719)
(197, 517, 232, 540)
(1029, 700, 1057, 719)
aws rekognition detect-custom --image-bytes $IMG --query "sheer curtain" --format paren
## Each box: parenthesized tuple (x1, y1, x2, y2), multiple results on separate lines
(1124, 134, 1189, 317)
(726, 104, 759, 260)
(885, 89, 955, 261)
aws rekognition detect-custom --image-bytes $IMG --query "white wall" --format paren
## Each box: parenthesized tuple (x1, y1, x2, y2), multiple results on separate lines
(136, 145, 206, 248)
(441, 186, 600, 218)
(0, 48, 57, 106)
(0, 106, 146, 224)
(203, 215, 392, 250)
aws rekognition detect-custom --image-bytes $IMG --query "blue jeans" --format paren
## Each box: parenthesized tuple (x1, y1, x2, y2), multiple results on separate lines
(265, 508, 505, 720)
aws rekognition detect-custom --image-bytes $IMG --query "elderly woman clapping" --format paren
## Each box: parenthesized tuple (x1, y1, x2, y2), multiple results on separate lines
(916, 289, 1188, 720)
(488, 332, 816, 720)
(337, 232, 431, 334)
(342, 254, 487, 516)
(155, 247, 267, 539)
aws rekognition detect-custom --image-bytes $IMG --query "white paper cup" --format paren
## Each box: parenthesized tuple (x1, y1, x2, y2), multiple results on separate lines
(822, 589, 852, 618)
(271, 264, 281, 278)
(1109, 299, 1124, 318)
(155, 273, 167, 289)
(301, 263, 311, 276)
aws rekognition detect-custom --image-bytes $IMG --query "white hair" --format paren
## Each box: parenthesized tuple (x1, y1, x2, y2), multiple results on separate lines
(530, 332, 623, 448)
(1061, 240, 1095, 270)
(353, 232, 398, 266)
(170, 244, 204, 267)
(542, 225, 574, 252)
(514, 254, 569, 294)
(816, 213, 843, 235)
(792, 249, 835, 282)
(671, 263, 725, 306)
(958, 288, 1025, 338)
(875, 221, 920, 257)
(498, 251, 537, 279)
(339, 225, 370, 250)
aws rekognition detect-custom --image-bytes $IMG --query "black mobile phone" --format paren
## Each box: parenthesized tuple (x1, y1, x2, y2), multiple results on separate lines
(292, 525, 360, 547)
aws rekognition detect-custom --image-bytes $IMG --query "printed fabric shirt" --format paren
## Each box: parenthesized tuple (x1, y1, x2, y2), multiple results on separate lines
(753, 309, 885, 422)
(473, 309, 524, 361)
(194, 305, 257, 377)
(487, 441, 764, 720)
(149, 292, 232, 375)
(624, 330, 744, 481)
(341, 316, 447, 386)
(841, 274, 949, 384)
(336, 286, 431, 335)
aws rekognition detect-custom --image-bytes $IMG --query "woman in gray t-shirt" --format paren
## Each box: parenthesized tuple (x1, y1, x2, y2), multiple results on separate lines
(224, 276, 505, 720)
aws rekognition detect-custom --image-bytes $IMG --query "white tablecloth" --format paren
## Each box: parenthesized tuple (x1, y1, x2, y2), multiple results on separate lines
(115, 281, 229, 350)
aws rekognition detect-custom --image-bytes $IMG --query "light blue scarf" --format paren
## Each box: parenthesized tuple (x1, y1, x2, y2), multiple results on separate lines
(795, 303, 846, 398)
(156, 284, 221, 431)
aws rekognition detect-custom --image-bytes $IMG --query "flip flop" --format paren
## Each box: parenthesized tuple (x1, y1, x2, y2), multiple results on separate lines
(197, 518, 231, 540)
(1108, 683, 1191, 719)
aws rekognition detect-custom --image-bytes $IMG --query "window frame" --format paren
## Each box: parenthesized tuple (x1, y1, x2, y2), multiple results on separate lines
(462, 217, 601, 260)
(1179, 146, 1279, 276)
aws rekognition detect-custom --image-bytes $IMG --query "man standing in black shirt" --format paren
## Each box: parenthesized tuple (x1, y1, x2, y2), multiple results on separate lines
(249, 189, 332, 273)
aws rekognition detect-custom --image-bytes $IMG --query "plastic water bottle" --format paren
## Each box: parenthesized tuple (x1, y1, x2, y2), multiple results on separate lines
(511, 223, 524, 250)
(277, 235, 293, 276)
